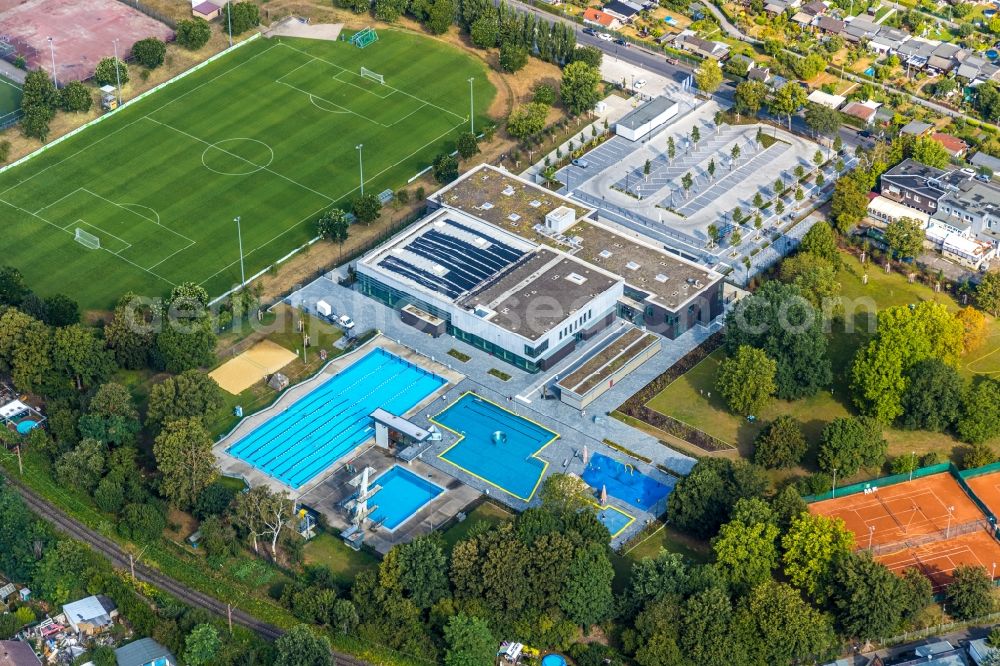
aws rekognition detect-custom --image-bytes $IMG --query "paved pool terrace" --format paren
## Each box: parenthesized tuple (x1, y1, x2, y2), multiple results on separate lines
(284, 277, 718, 546)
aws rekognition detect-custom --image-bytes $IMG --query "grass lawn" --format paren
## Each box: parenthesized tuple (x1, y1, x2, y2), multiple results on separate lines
(303, 533, 379, 586)
(644, 249, 1000, 474)
(440, 502, 514, 550)
(0, 31, 493, 311)
(0, 74, 21, 122)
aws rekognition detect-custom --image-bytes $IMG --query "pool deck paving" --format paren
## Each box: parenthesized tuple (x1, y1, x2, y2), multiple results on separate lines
(285, 273, 721, 547)
(298, 446, 480, 555)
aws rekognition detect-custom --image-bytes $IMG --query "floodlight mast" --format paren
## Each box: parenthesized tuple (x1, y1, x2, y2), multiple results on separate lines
(468, 77, 475, 135)
(356, 144, 364, 197)
(235, 216, 245, 287)
(112, 39, 122, 106)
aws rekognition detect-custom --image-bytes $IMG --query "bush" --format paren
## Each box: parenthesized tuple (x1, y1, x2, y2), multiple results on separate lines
(223, 1, 261, 35)
(0, 140, 10, 163)
(176, 18, 212, 50)
(118, 502, 167, 543)
(533, 84, 556, 106)
(59, 81, 92, 113)
(132, 38, 166, 69)
(94, 57, 129, 87)
(498, 41, 528, 73)
(962, 443, 996, 470)
(753, 416, 806, 469)
(433, 153, 459, 184)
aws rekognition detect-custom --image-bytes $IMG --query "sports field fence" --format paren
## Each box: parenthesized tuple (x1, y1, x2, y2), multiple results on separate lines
(868, 518, 993, 556)
(112, 0, 178, 29)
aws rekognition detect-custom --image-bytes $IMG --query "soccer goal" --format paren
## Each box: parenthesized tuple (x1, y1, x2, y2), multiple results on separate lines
(74, 227, 100, 250)
(350, 27, 378, 49)
(360, 67, 384, 84)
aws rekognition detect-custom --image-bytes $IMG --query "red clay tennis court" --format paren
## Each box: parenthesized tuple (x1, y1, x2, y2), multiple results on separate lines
(966, 471, 1000, 519)
(809, 474, 987, 550)
(877, 530, 1000, 592)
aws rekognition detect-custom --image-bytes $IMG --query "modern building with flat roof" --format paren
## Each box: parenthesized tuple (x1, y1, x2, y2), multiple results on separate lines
(356, 208, 624, 372)
(357, 165, 725, 371)
(615, 97, 679, 142)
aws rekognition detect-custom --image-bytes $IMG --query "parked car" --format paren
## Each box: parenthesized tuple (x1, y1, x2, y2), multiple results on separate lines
(598, 32, 614, 41)
(634, 79, 647, 90)
(338, 314, 355, 330)
(583, 27, 596, 36)
(665, 57, 680, 65)
(572, 158, 590, 168)
(614, 38, 629, 47)
(976, 173, 992, 183)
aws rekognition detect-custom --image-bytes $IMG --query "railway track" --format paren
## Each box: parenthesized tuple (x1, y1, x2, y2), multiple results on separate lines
(3, 473, 372, 665)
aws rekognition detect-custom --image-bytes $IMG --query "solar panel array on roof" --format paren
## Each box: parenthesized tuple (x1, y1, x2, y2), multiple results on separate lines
(377, 218, 526, 299)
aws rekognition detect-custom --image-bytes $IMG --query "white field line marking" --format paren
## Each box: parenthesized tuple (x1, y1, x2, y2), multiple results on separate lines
(144, 117, 336, 204)
(0, 198, 176, 287)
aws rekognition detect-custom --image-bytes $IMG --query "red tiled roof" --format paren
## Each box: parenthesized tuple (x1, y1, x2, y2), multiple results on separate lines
(931, 132, 968, 155)
(843, 102, 876, 120)
(583, 8, 617, 26)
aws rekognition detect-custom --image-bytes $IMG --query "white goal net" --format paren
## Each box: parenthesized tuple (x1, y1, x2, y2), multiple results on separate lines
(360, 67, 384, 84)
(74, 227, 100, 250)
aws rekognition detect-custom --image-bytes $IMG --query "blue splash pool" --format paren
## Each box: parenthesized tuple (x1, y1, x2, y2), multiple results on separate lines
(433, 393, 556, 501)
(864, 66, 876, 76)
(542, 655, 567, 666)
(988, 48, 999, 60)
(368, 466, 443, 531)
(16, 420, 37, 435)
(583, 452, 674, 511)
(596, 504, 634, 537)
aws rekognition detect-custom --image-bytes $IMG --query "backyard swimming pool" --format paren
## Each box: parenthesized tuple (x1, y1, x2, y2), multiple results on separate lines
(368, 466, 444, 531)
(227, 348, 445, 489)
(433, 393, 556, 501)
(583, 452, 674, 511)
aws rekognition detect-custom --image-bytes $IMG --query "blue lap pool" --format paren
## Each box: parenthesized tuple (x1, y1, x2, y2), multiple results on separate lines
(583, 452, 673, 511)
(433, 393, 557, 501)
(227, 348, 445, 489)
(368, 466, 444, 531)
(596, 504, 635, 538)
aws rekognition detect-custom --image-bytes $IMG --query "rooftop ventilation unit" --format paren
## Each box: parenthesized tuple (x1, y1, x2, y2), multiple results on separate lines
(480, 201, 494, 210)
(509, 213, 521, 222)
(655, 274, 669, 283)
(529, 200, 542, 208)
(565, 273, 587, 285)
(599, 249, 613, 259)
(626, 261, 641, 270)
(502, 185, 516, 196)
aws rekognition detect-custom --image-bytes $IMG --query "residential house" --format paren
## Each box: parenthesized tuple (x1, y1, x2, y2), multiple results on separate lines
(806, 89, 845, 109)
(583, 8, 621, 29)
(0, 641, 40, 666)
(114, 638, 176, 666)
(936, 178, 1000, 248)
(764, 0, 801, 13)
(0, 584, 16, 610)
(931, 132, 968, 158)
(791, 10, 815, 26)
(869, 27, 908, 55)
(867, 195, 930, 226)
(841, 100, 880, 125)
(675, 32, 730, 60)
(801, 0, 827, 15)
(190, 0, 223, 20)
(62, 595, 118, 636)
(816, 15, 845, 34)
(878, 158, 968, 216)
(844, 15, 880, 42)
(881, 640, 970, 666)
(747, 65, 771, 82)
(969, 637, 998, 666)
(899, 120, 933, 137)
(602, 0, 642, 22)
(970, 151, 1000, 176)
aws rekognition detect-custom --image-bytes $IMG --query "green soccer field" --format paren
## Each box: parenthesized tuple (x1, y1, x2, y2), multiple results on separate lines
(0, 74, 21, 124)
(0, 32, 494, 311)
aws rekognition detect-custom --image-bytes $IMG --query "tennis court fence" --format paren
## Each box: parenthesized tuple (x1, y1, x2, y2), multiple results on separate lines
(867, 518, 993, 556)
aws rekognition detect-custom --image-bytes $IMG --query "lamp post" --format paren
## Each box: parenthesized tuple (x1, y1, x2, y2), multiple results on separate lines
(356, 144, 364, 197)
(112, 39, 122, 106)
(868, 525, 875, 552)
(832, 468, 838, 498)
(993, 562, 997, 582)
(234, 216, 245, 287)
(47, 37, 57, 87)
(909, 451, 915, 481)
(227, 1, 233, 48)
(468, 77, 475, 135)
(946, 505, 955, 538)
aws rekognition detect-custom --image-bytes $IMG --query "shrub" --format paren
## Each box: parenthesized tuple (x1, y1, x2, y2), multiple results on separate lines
(132, 37, 166, 69)
(176, 18, 212, 50)
(94, 57, 129, 87)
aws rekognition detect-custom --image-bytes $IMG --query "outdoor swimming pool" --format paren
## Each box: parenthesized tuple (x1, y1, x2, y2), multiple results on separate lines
(596, 504, 634, 538)
(227, 348, 446, 489)
(583, 452, 674, 511)
(368, 466, 444, 531)
(434, 393, 556, 501)
(15, 420, 37, 435)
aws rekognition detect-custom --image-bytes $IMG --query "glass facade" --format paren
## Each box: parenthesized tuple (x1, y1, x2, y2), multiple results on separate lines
(356, 273, 543, 372)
